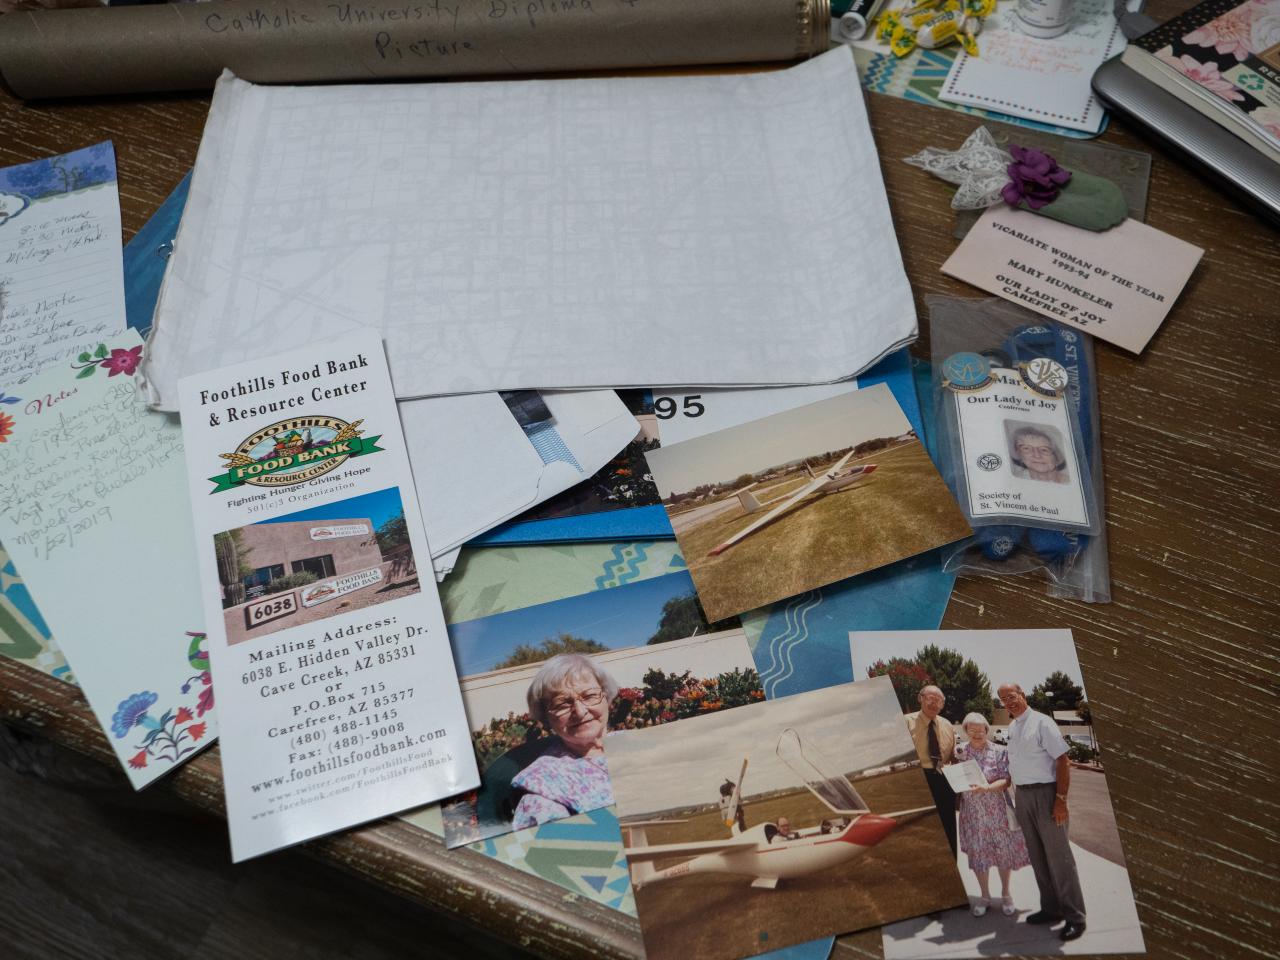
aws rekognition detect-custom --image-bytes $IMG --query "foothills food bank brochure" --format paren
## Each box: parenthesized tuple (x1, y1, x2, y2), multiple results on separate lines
(177, 329, 478, 861)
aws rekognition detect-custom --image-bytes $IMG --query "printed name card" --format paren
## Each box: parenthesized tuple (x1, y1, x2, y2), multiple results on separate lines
(942, 206, 1204, 353)
(0, 330, 214, 789)
(177, 329, 478, 861)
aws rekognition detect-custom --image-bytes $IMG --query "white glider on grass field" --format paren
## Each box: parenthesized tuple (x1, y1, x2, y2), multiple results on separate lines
(707, 452, 878, 556)
(620, 729, 932, 891)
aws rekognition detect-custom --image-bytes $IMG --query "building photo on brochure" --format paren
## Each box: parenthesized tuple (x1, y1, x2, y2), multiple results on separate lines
(215, 487, 420, 646)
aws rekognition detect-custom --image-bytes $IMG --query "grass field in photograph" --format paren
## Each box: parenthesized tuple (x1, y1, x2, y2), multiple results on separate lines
(677, 442, 971, 620)
(627, 768, 964, 960)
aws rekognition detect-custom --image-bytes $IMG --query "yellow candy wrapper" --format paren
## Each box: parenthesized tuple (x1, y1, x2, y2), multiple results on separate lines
(875, 0, 992, 57)
(916, 10, 961, 47)
(890, 24, 917, 55)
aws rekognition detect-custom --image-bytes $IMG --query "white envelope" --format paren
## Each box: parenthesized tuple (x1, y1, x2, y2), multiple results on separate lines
(402, 389, 638, 560)
(141, 49, 916, 407)
(432, 547, 461, 582)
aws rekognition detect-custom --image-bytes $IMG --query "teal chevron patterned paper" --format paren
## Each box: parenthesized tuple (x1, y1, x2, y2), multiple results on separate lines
(438, 541, 685, 623)
(475, 807, 638, 915)
(0, 545, 72, 682)
(400, 802, 638, 914)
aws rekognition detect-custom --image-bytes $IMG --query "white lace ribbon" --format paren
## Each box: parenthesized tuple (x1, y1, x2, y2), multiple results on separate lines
(903, 126, 1012, 210)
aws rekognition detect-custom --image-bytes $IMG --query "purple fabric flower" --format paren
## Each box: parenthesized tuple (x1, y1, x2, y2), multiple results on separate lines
(111, 691, 158, 738)
(1001, 145, 1072, 210)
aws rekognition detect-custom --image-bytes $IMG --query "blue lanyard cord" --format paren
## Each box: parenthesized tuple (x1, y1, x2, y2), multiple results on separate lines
(1005, 323, 1096, 459)
(1004, 322, 1097, 561)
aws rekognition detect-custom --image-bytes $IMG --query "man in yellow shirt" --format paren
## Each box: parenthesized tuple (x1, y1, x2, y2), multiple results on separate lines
(905, 684, 957, 856)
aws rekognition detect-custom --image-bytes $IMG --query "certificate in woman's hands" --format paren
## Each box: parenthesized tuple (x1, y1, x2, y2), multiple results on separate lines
(942, 758, 989, 794)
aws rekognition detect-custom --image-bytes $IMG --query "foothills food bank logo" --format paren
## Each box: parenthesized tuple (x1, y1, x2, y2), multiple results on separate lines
(209, 416, 382, 492)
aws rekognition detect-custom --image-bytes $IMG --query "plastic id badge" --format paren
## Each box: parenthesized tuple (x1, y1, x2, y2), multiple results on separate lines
(943, 353, 1096, 533)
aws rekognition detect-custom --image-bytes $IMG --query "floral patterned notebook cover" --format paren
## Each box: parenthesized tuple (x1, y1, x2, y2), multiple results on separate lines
(1133, 0, 1280, 148)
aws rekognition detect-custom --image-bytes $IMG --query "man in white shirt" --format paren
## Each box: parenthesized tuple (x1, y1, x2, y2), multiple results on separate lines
(999, 682, 1086, 942)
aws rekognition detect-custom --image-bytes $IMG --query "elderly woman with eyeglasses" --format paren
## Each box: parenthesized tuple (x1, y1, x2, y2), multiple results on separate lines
(955, 711, 1031, 917)
(509, 653, 620, 830)
(1009, 426, 1069, 484)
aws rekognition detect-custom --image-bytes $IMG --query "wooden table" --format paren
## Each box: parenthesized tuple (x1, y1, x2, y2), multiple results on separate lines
(1, 4, 1277, 957)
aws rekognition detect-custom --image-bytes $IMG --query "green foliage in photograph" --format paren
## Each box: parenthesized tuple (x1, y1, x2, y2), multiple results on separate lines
(470, 667, 764, 768)
(870, 644, 992, 723)
(376, 512, 410, 553)
(1028, 670, 1085, 714)
(494, 633, 610, 670)
(647, 592, 739, 645)
(264, 571, 319, 595)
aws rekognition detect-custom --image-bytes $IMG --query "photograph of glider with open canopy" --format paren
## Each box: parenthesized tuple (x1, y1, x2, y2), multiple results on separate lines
(622, 727, 936, 891)
(645, 385, 972, 620)
(606, 676, 966, 960)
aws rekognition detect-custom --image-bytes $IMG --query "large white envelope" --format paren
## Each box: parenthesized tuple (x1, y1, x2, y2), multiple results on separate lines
(403, 389, 637, 560)
(141, 47, 916, 407)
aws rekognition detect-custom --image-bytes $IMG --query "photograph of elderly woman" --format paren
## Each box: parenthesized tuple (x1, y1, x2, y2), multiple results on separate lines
(441, 571, 762, 848)
(850, 629, 1145, 958)
(1005, 421, 1070, 485)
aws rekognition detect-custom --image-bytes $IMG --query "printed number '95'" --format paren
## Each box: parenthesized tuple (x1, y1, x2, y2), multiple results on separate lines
(654, 395, 705, 420)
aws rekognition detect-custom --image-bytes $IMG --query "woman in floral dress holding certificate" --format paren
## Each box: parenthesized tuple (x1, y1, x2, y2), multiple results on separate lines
(955, 712, 1031, 916)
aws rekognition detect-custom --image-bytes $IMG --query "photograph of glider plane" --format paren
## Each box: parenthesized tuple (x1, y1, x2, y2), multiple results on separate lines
(644, 385, 971, 620)
(606, 676, 967, 960)
(707, 451, 878, 556)
(622, 729, 935, 890)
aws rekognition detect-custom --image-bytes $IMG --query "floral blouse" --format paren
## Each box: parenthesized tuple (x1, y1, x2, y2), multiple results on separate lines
(956, 740, 1011, 785)
(510, 742, 613, 830)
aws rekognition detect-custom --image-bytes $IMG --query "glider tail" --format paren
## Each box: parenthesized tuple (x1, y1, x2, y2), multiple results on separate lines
(619, 824, 680, 890)
(622, 823, 658, 888)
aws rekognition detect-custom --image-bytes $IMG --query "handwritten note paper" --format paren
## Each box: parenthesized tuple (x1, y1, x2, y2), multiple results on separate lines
(0, 142, 126, 386)
(942, 206, 1204, 353)
(0, 331, 214, 788)
(939, 0, 1125, 134)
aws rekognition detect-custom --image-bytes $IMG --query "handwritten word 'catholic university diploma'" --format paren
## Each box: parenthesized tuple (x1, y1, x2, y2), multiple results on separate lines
(178, 329, 477, 860)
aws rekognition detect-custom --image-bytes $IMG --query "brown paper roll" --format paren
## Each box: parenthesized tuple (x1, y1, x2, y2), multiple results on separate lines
(0, 0, 830, 99)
